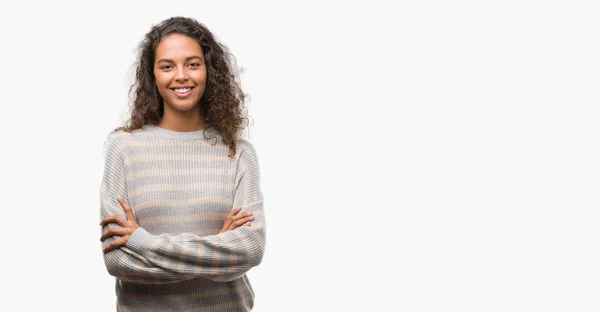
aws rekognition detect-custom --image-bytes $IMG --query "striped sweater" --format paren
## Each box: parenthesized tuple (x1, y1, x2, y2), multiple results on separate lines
(99, 124, 265, 311)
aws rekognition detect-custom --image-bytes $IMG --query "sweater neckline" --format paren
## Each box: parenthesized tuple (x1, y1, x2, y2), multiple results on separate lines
(142, 124, 218, 141)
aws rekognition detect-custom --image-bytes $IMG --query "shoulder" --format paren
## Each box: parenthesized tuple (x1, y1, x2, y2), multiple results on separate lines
(234, 138, 261, 171)
(102, 128, 143, 157)
(235, 138, 259, 159)
(104, 125, 157, 145)
(103, 129, 124, 148)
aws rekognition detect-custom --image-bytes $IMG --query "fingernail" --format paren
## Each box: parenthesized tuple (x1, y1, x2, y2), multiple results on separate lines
(117, 195, 122, 200)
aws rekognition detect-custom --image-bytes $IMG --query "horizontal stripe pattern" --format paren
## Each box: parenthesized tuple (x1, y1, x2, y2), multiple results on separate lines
(100, 124, 265, 311)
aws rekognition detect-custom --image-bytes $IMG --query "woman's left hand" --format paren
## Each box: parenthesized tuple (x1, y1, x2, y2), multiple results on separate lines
(100, 196, 140, 253)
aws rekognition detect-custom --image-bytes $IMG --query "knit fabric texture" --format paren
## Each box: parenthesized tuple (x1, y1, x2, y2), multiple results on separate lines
(100, 124, 265, 311)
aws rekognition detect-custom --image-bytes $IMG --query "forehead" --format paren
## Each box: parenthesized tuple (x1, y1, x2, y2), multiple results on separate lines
(155, 33, 204, 60)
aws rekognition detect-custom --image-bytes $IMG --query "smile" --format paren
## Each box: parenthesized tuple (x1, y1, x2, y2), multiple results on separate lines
(170, 86, 195, 98)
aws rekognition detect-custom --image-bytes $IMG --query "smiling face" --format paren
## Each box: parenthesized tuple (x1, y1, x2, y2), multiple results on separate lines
(154, 33, 207, 116)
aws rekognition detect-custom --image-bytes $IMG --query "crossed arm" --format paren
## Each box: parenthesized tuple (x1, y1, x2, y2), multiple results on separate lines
(99, 133, 265, 284)
(100, 196, 254, 253)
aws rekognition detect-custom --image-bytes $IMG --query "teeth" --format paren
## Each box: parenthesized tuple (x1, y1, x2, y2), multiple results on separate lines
(174, 88, 191, 93)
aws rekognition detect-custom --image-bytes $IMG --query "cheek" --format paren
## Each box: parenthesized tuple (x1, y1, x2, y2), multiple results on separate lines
(154, 74, 168, 88)
(193, 69, 208, 85)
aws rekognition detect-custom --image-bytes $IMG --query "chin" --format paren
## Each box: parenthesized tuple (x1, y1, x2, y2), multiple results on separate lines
(167, 100, 201, 112)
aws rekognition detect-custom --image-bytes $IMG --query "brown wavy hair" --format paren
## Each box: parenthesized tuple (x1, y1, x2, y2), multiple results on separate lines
(119, 16, 248, 157)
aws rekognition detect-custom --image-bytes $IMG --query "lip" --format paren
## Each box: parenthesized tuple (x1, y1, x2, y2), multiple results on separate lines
(170, 86, 195, 98)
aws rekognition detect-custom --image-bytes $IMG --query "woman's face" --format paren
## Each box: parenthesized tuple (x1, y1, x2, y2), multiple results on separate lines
(153, 33, 207, 114)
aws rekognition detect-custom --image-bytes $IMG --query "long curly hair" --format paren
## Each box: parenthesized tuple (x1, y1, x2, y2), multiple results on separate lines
(119, 16, 248, 157)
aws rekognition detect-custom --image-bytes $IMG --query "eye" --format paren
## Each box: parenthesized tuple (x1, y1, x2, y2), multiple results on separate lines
(160, 65, 173, 70)
(189, 62, 201, 67)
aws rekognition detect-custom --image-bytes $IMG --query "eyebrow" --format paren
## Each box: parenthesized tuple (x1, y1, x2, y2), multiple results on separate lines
(156, 56, 203, 64)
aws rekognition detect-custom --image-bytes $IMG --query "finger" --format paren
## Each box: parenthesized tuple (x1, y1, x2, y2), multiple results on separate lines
(223, 209, 247, 227)
(100, 227, 130, 242)
(228, 215, 255, 230)
(100, 215, 127, 227)
(221, 219, 232, 230)
(220, 208, 245, 233)
(230, 212, 253, 222)
(244, 222, 251, 227)
(118, 196, 135, 221)
(228, 207, 242, 217)
(103, 236, 128, 253)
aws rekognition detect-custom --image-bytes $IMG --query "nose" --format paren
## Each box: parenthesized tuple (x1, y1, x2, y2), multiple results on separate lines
(174, 67, 188, 83)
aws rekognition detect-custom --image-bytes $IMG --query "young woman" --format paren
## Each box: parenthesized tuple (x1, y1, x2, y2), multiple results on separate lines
(99, 16, 265, 311)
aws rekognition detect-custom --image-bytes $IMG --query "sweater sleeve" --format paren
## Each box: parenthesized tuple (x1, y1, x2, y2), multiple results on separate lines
(100, 133, 266, 284)
(100, 131, 195, 284)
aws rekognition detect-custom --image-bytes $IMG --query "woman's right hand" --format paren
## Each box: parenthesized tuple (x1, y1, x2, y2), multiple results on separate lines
(219, 207, 254, 233)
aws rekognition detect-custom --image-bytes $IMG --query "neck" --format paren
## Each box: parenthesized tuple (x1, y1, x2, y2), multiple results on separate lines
(158, 108, 207, 132)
